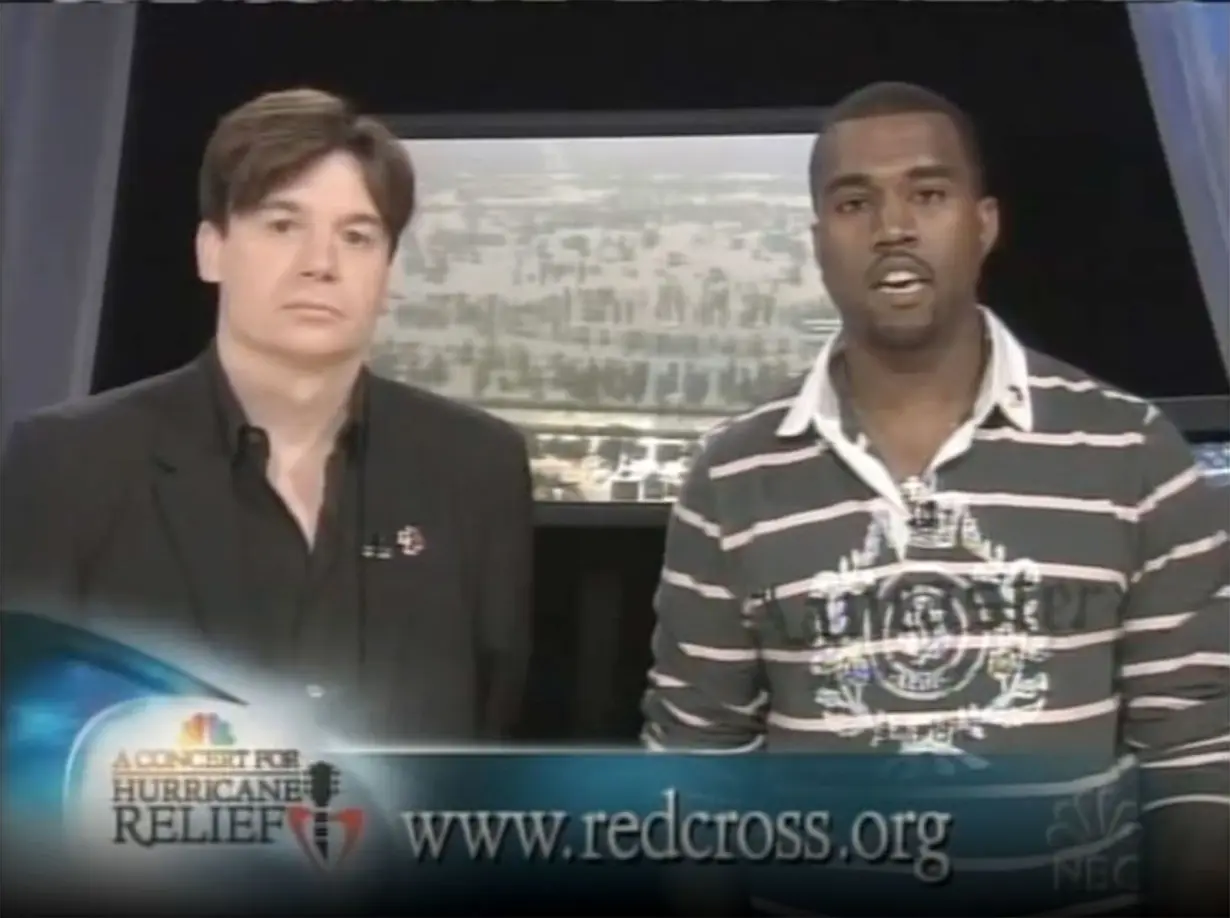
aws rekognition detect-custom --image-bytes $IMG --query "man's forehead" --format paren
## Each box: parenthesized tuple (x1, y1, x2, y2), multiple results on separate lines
(258, 153, 382, 219)
(820, 112, 968, 179)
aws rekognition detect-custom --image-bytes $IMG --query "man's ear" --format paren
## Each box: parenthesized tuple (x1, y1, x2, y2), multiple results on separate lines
(977, 196, 1000, 258)
(196, 220, 223, 283)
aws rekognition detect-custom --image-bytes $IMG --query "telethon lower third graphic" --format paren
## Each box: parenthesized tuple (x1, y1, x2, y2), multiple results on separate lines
(66, 699, 366, 881)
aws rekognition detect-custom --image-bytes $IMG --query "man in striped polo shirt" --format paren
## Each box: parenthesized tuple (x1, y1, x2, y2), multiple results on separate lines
(642, 82, 1228, 914)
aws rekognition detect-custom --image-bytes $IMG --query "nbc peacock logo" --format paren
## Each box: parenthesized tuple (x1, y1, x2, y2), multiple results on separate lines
(108, 711, 364, 869)
(177, 712, 236, 748)
(1046, 785, 1139, 896)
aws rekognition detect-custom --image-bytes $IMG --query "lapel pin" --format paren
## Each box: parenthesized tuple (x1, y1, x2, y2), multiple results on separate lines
(361, 540, 394, 560)
(397, 526, 426, 557)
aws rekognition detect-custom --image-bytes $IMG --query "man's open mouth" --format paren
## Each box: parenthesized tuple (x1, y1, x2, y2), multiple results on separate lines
(874, 270, 928, 295)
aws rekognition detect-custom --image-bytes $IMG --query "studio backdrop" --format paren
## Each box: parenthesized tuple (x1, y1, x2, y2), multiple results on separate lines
(1, 5, 1227, 747)
(1129, 2, 1230, 376)
(0, 4, 135, 447)
(2, 4, 1227, 444)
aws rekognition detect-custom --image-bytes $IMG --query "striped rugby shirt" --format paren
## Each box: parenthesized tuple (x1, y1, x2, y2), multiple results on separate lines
(642, 309, 1228, 898)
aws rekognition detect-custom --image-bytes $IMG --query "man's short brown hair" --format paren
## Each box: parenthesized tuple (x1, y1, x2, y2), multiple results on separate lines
(198, 88, 415, 251)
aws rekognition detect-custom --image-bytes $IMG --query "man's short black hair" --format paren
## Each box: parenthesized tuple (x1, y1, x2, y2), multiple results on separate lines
(809, 81, 986, 205)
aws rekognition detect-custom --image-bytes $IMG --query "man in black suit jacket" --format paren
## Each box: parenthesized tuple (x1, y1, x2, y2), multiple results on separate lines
(0, 89, 534, 743)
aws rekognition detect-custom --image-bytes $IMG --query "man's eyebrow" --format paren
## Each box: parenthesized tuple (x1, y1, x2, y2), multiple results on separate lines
(339, 213, 384, 230)
(822, 173, 874, 197)
(822, 163, 962, 197)
(258, 199, 384, 229)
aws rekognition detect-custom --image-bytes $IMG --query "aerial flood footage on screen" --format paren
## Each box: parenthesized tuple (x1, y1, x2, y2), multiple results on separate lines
(370, 133, 838, 503)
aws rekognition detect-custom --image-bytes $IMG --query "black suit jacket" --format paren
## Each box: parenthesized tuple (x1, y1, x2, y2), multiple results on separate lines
(0, 355, 535, 742)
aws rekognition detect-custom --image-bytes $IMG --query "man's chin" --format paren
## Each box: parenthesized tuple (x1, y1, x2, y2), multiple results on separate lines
(259, 335, 367, 370)
(866, 317, 944, 352)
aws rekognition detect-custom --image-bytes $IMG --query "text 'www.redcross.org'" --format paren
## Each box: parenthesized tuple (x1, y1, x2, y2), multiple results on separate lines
(398, 789, 954, 882)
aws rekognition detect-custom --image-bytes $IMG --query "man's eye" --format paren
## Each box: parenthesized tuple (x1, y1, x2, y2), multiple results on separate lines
(835, 199, 868, 215)
(916, 189, 947, 204)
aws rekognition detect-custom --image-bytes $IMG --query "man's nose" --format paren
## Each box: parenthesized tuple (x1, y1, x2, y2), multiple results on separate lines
(871, 196, 920, 248)
(297, 229, 339, 279)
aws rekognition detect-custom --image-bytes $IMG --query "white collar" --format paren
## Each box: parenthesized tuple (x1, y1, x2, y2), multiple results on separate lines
(776, 307, 1034, 439)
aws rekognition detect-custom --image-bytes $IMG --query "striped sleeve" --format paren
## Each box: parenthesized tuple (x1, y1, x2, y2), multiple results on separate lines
(1120, 408, 1229, 910)
(641, 447, 766, 752)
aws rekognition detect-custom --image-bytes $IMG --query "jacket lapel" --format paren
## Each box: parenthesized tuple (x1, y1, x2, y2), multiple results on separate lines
(149, 361, 248, 655)
(357, 381, 457, 678)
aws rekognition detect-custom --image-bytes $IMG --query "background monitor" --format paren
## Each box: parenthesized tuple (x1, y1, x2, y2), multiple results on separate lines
(376, 110, 831, 513)
(374, 109, 1229, 522)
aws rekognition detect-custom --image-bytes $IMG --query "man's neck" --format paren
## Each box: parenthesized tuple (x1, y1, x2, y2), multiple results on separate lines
(215, 336, 362, 454)
(841, 311, 987, 418)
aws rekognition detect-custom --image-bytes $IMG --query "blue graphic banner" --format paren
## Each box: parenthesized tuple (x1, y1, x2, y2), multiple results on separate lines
(2, 611, 1140, 917)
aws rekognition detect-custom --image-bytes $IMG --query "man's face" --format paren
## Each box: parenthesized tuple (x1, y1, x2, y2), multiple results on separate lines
(811, 112, 998, 351)
(197, 150, 393, 366)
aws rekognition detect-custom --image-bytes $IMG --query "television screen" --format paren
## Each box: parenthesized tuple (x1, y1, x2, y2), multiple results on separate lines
(371, 123, 833, 505)
(1193, 442, 1230, 487)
